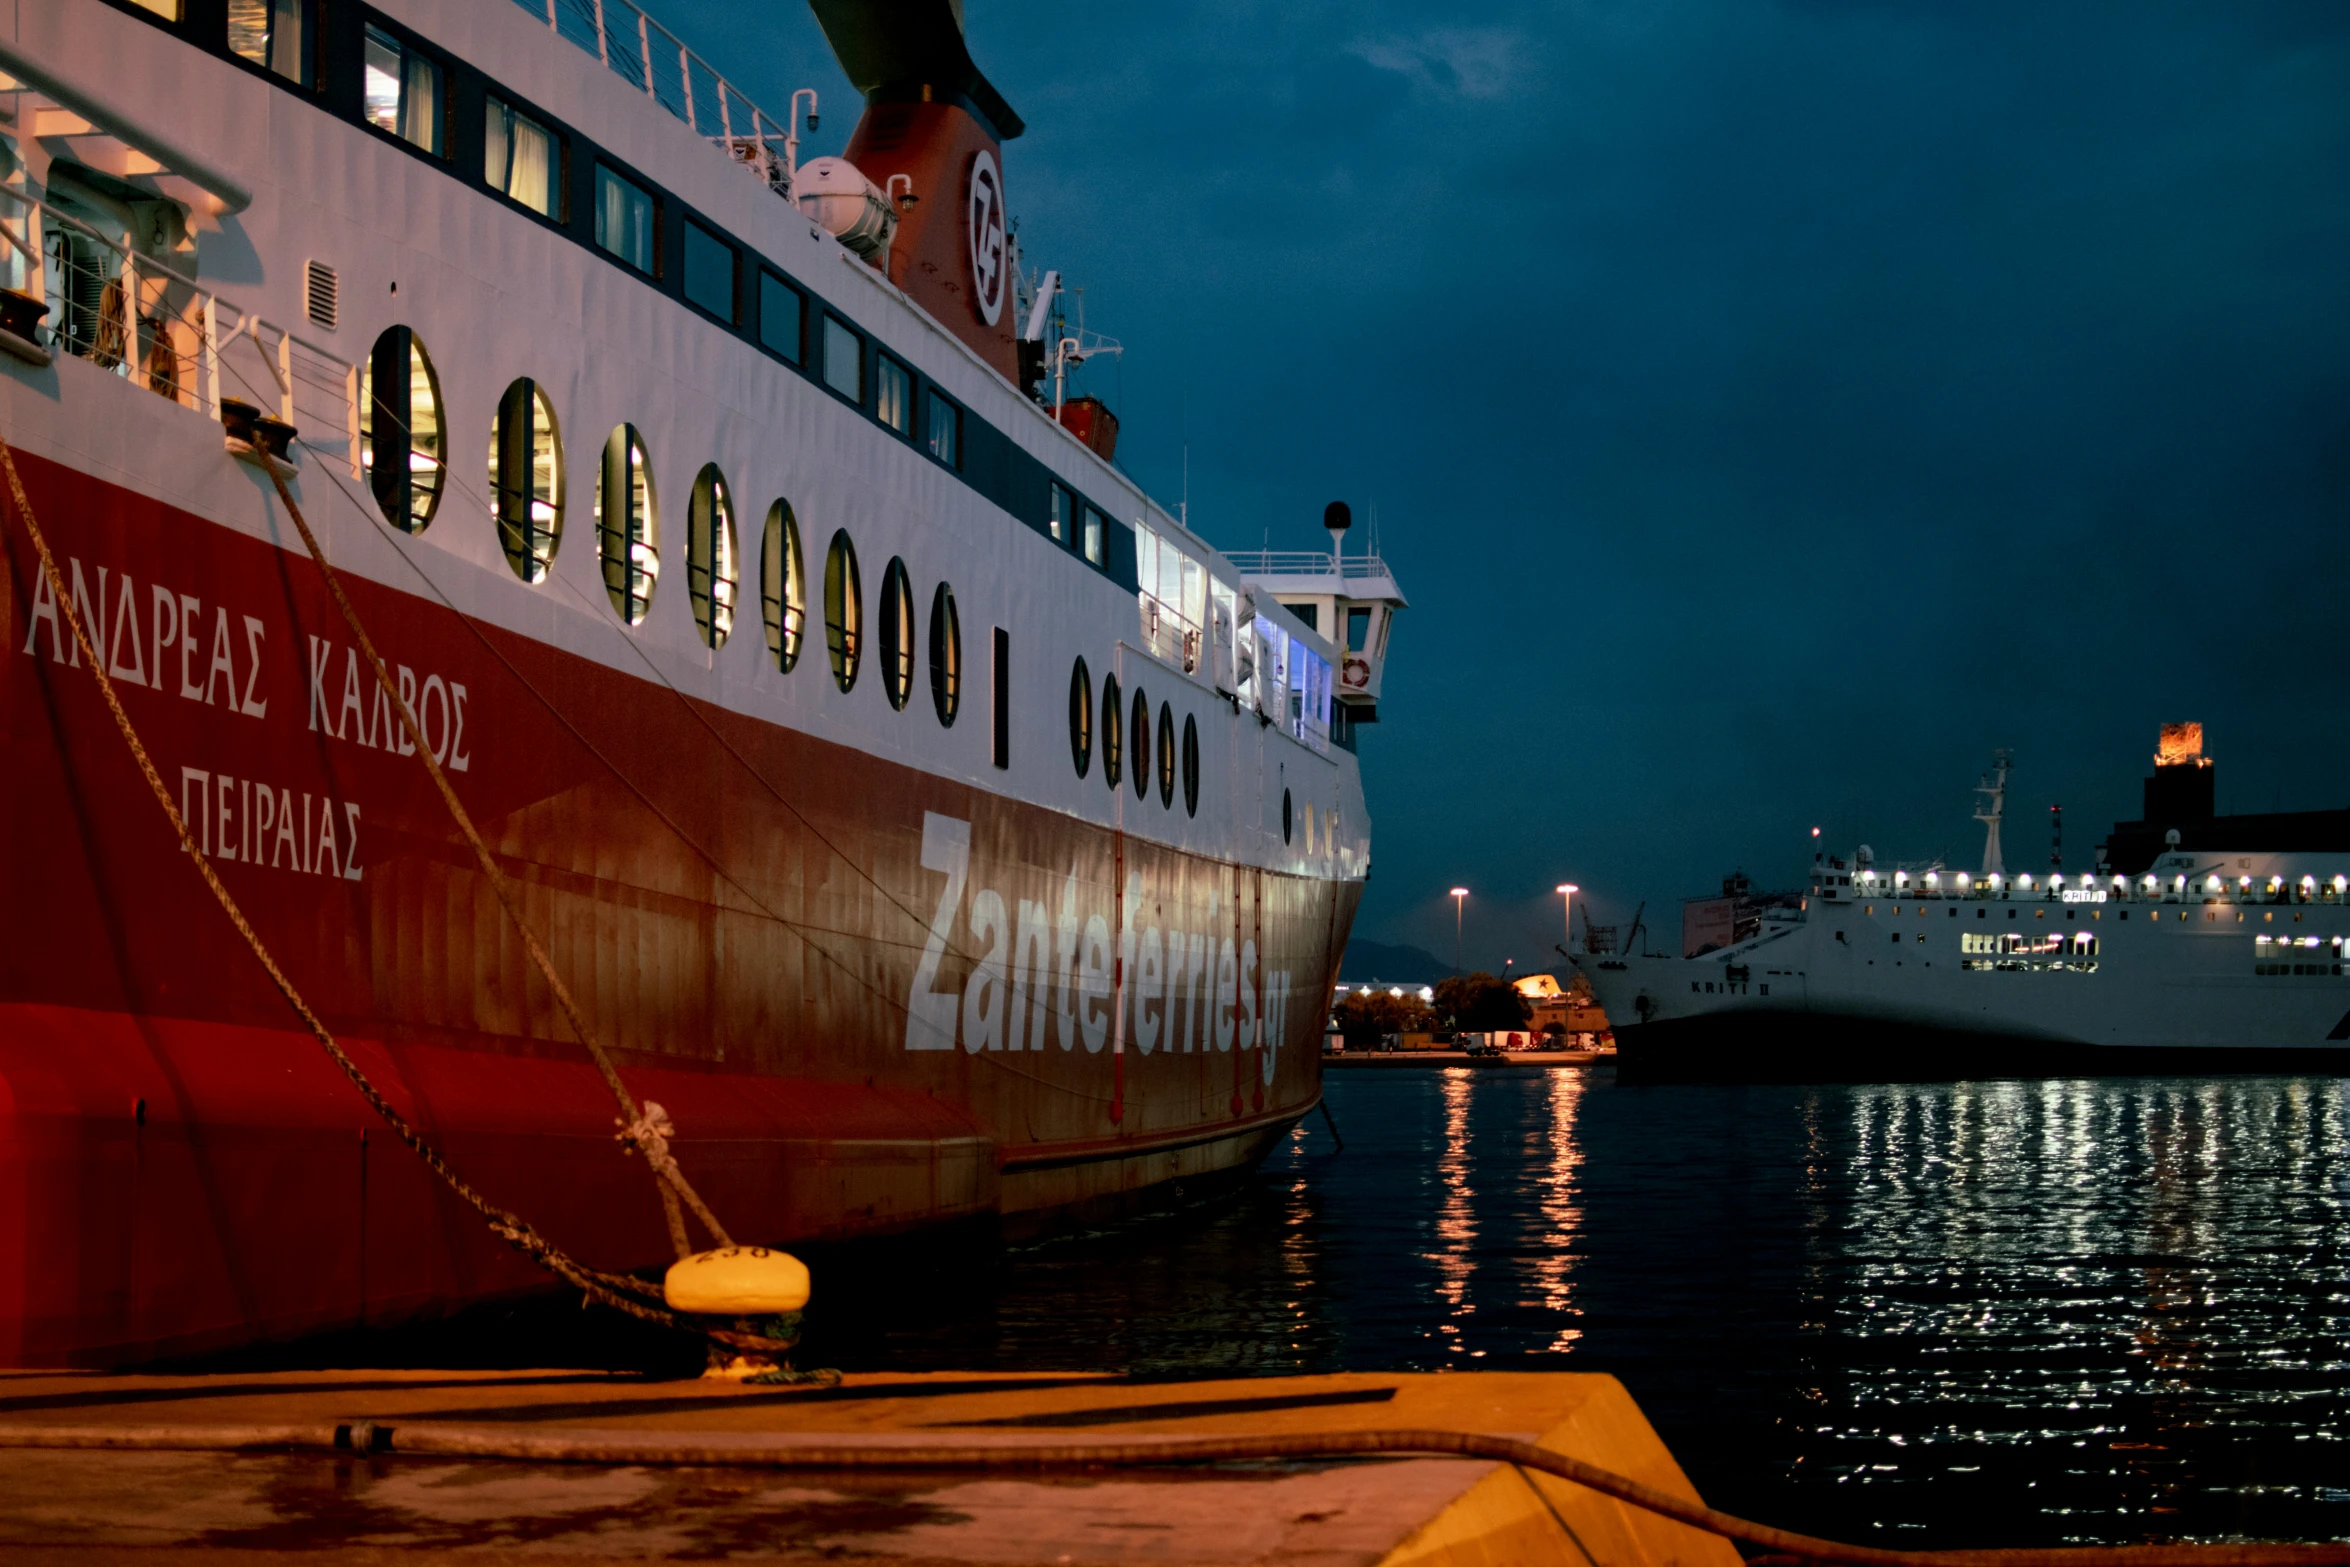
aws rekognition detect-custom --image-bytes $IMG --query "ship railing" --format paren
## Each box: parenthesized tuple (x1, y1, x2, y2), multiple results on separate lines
(0, 190, 356, 470)
(1840, 878, 2350, 907)
(1227, 550, 1397, 582)
(517, 0, 794, 198)
(1139, 592, 1201, 676)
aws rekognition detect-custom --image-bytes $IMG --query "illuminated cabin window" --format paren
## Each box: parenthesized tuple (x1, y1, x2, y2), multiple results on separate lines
(594, 165, 657, 274)
(1068, 657, 1092, 777)
(1181, 712, 1200, 817)
(926, 389, 961, 468)
(129, 0, 181, 16)
(686, 464, 739, 649)
(596, 425, 659, 625)
(822, 315, 862, 403)
(759, 501, 805, 672)
(876, 354, 912, 436)
(929, 584, 960, 725)
(359, 325, 445, 533)
(878, 557, 915, 710)
(1156, 703, 1176, 807)
(1100, 672, 1121, 788)
(824, 529, 861, 692)
(1047, 482, 1071, 544)
(230, 0, 315, 85)
(362, 26, 444, 155)
(489, 378, 561, 582)
(1129, 687, 1150, 800)
(486, 95, 560, 218)
(1082, 503, 1106, 567)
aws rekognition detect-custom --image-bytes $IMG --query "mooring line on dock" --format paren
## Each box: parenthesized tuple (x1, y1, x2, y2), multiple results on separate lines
(0, 1421, 2338, 1567)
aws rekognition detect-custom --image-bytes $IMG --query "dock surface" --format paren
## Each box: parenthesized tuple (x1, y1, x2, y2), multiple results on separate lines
(0, 1367, 1734, 1566)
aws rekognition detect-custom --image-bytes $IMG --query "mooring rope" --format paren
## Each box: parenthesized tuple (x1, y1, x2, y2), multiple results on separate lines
(0, 1421, 2337, 1567)
(0, 430, 787, 1356)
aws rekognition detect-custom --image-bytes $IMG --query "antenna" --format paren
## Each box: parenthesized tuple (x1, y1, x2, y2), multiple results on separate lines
(1973, 749, 2010, 876)
(1021, 269, 1060, 342)
(2050, 803, 2062, 872)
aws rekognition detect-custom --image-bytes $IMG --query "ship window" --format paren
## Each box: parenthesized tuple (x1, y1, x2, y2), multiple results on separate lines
(1047, 482, 1072, 543)
(1101, 672, 1122, 787)
(929, 584, 960, 725)
(876, 354, 913, 435)
(596, 425, 659, 625)
(758, 271, 803, 364)
(822, 315, 862, 403)
(1346, 606, 1371, 653)
(686, 464, 739, 649)
(1293, 604, 1319, 634)
(1181, 712, 1200, 817)
(877, 557, 916, 710)
(594, 164, 657, 274)
(231, 0, 316, 86)
(1069, 657, 1093, 778)
(683, 220, 737, 322)
(759, 501, 805, 672)
(128, 0, 181, 16)
(489, 377, 561, 582)
(926, 388, 962, 468)
(1082, 504, 1107, 567)
(363, 27, 444, 155)
(823, 529, 861, 691)
(1130, 687, 1150, 799)
(1282, 788, 1293, 844)
(1157, 703, 1176, 807)
(359, 325, 445, 534)
(991, 627, 1010, 770)
(485, 95, 560, 217)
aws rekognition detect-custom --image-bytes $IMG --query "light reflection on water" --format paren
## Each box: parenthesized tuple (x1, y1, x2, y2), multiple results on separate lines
(830, 1072, 2350, 1548)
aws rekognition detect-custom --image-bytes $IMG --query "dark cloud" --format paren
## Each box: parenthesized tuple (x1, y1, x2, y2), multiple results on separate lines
(669, 0, 2350, 969)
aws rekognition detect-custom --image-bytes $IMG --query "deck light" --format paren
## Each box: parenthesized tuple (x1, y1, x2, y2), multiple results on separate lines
(1556, 883, 1579, 948)
(1450, 888, 1469, 974)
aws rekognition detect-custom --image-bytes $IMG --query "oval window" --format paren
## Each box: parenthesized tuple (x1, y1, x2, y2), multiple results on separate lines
(929, 584, 960, 725)
(360, 325, 445, 533)
(824, 529, 861, 692)
(1129, 686, 1150, 800)
(1068, 657, 1092, 777)
(1100, 672, 1122, 788)
(1282, 788, 1293, 844)
(596, 425, 659, 624)
(878, 557, 915, 710)
(760, 501, 804, 672)
(1181, 712, 1200, 817)
(489, 377, 560, 581)
(1157, 703, 1176, 808)
(686, 464, 739, 649)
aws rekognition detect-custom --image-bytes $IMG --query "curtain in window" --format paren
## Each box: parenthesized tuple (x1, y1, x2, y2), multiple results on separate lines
(402, 52, 439, 151)
(508, 117, 552, 214)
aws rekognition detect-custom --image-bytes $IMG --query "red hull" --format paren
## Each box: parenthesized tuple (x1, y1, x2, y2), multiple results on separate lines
(0, 449, 1348, 1365)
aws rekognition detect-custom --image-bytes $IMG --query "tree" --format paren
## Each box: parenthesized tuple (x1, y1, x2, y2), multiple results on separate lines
(1431, 972, 1531, 1032)
(1333, 988, 1434, 1049)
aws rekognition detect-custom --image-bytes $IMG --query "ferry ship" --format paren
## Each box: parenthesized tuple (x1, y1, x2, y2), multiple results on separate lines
(1578, 727, 2350, 1081)
(0, 0, 1405, 1364)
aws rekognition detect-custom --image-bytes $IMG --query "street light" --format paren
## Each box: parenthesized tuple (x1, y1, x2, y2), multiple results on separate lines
(1449, 887, 1469, 974)
(1556, 884, 1579, 951)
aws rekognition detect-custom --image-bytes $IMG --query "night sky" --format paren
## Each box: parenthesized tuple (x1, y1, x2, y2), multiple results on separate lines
(668, 1, 2350, 972)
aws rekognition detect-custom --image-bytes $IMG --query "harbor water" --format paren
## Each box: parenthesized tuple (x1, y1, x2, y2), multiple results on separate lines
(818, 1069, 2350, 1550)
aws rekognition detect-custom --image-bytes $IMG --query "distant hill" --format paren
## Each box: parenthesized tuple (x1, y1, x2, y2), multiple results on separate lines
(1338, 938, 1455, 983)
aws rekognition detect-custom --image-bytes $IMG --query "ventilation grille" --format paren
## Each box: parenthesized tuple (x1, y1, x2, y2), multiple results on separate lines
(303, 260, 339, 331)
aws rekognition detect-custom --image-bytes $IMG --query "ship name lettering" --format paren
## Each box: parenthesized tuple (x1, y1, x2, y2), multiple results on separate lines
(306, 636, 470, 770)
(18, 555, 268, 718)
(177, 764, 362, 881)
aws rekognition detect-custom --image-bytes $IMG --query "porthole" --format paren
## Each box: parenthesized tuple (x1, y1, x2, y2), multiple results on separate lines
(359, 325, 445, 533)
(686, 463, 739, 649)
(1157, 703, 1176, 808)
(823, 529, 861, 692)
(878, 557, 915, 710)
(759, 500, 804, 672)
(1181, 713, 1200, 817)
(596, 425, 658, 624)
(489, 377, 561, 582)
(929, 584, 960, 725)
(1282, 788, 1293, 844)
(1129, 686, 1150, 800)
(1068, 657, 1092, 777)
(1100, 672, 1121, 787)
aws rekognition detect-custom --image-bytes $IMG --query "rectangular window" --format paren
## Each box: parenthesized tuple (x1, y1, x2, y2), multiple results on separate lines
(594, 164, 657, 274)
(926, 389, 962, 468)
(991, 627, 1011, 770)
(485, 95, 560, 218)
(822, 315, 862, 402)
(1047, 482, 1072, 543)
(363, 27, 444, 155)
(683, 219, 737, 322)
(876, 353, 912, 435)
(1346, 606, 1371, 653)
(1081, 504, 1106, 567)
(128, 0, 182, 19)
(229, 0, 314, 85)
(1293, 603, 1319, 634)
(758, 271, 803, 363)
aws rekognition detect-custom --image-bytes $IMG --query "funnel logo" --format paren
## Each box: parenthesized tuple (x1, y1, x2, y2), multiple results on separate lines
(967, 150, 1007, 327)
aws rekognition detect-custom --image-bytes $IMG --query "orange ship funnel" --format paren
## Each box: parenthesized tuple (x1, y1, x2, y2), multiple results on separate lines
(809, 0, 1025, 381)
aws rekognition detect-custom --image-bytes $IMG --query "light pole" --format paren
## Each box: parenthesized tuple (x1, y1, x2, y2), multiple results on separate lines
(1449, 887, 1469, 975)
(1556, 884, 1579, 952)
